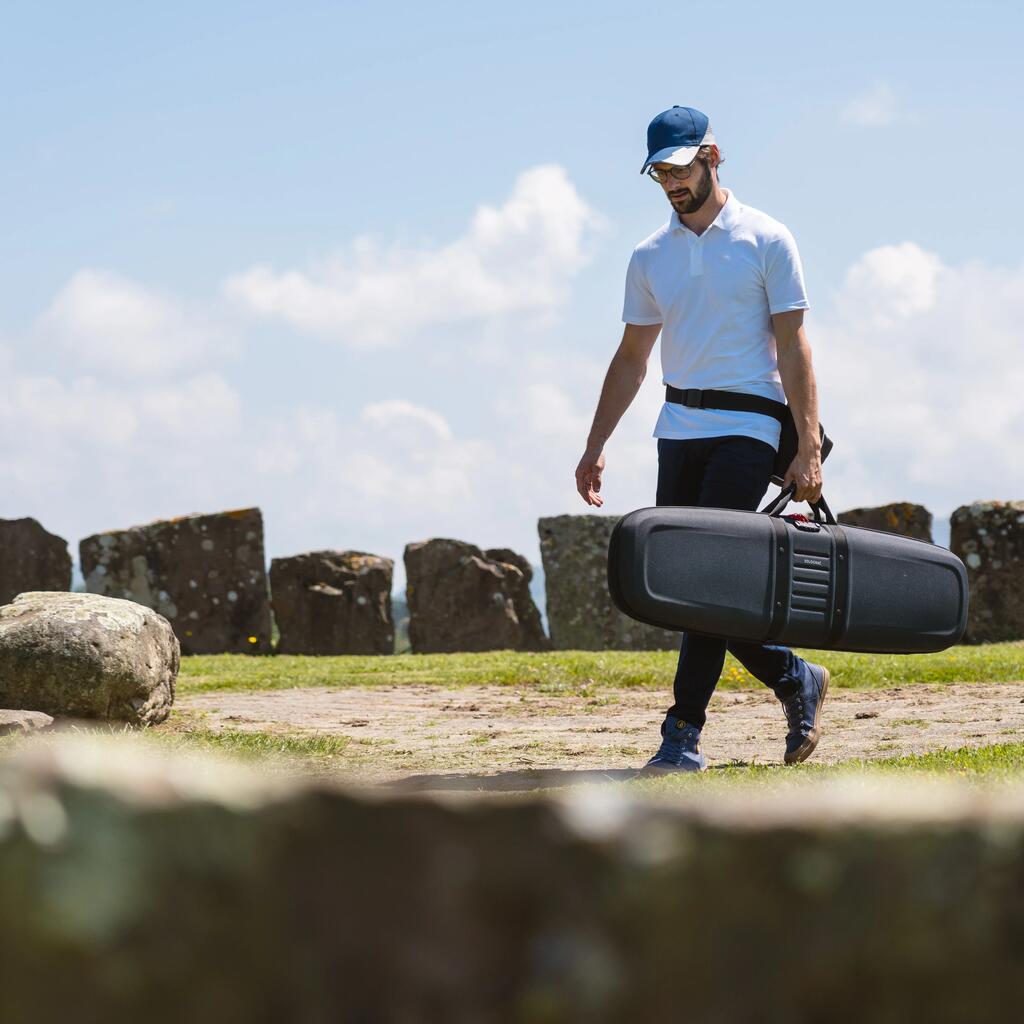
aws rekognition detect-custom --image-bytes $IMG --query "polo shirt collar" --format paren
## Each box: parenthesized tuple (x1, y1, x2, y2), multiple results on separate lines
(713, 189, 740, 229)
(670, 189, 741, 234)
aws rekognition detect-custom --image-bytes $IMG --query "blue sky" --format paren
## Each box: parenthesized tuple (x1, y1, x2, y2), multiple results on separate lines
(2, 1, 1021, 588)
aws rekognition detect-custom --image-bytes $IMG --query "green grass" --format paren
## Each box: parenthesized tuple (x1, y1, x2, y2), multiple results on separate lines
(0, 720, 352, 775)
(153, 726, 351, 761)
(624, 740, 1024, 796)
(178, 642, 1024, 696)
(872, 741, 1024, 778)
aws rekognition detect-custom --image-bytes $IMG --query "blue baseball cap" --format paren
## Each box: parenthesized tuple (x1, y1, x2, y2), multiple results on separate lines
(641, 106, 716, 173)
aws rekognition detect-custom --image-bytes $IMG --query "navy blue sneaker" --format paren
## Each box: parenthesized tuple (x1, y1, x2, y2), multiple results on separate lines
(642, 715, 708, 774)
(781, 663, 830, 765)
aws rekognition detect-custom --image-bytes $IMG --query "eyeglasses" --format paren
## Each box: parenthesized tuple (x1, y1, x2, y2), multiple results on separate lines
(646, 162, 698, 183)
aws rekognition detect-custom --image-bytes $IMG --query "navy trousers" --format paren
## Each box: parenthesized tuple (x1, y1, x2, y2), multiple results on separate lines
(655, 434, 815, 729)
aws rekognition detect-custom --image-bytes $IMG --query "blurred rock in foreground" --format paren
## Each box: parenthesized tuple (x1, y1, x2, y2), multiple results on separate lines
(2, 737, 1024, 1021)
(0, 709, 53, 736)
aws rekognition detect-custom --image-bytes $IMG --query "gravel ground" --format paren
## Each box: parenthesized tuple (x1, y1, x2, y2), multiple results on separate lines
(179, 681, 1024, 787)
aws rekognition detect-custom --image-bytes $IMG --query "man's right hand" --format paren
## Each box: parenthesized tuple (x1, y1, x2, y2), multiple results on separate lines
(575, 448, 606, 507)
(572, 324, 659, 509)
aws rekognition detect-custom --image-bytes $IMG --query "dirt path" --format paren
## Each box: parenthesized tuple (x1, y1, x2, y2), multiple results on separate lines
(180, 682, 1024, 785)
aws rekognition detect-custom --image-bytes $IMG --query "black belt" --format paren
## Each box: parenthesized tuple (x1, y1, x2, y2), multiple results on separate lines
(665, 386, 787, 424)
(667, 384, 834, 486)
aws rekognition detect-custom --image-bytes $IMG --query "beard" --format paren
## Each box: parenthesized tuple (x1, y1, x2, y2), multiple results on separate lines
(667, 160, 713, 214)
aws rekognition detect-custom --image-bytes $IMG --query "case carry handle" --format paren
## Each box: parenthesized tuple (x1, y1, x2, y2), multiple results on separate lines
(759, 483, 837, 526)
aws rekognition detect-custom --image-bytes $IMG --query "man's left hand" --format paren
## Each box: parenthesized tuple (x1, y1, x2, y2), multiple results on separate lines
(783, 448, 823, 504)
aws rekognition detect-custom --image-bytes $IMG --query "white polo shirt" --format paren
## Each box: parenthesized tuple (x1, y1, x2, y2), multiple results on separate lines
(622, 189, 809, 450)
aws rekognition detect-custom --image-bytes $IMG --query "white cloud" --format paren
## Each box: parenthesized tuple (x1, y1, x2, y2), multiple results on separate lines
(0, 374, 139, 449)
(361, 400, 452, 441)
(834, 241, 943, 328)
(335, 409, 490, 513)
(490, 347, 663, 522)
(138, 372, 242, 438)
(841, 83, 900, 126)
(223, 165, 605, 347)
(0, 370, 245, 518)
(1, 270, 245, 529)
(811, 242, 1024, 522)
(6, 191, 1020, 594)
(38, 269, 236, 378)
(247, 401, 497, 568)
(522, 381, 591, 439)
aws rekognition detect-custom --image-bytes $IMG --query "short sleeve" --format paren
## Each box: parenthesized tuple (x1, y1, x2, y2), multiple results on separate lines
(621, 249, 663, 325)
(763, 229, 810, 315)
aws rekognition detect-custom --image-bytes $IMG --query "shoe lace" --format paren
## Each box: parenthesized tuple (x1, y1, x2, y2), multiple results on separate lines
(657, 727, 696, 764)
(782, 693, 806, 735)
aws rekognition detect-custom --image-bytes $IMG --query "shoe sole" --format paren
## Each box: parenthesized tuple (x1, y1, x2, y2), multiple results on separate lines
(784, 667, 830, 766)
(639, 760, 708, 776)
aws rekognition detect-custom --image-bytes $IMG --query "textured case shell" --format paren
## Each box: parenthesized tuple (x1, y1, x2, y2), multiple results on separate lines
(608, 507, 968, 654)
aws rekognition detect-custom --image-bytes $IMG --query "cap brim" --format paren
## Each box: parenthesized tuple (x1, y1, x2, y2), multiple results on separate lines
(641, 145, 700, 173)
(640, 130, 716, 173)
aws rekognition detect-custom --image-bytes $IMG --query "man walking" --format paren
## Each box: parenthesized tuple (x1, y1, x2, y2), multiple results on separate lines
(575, 105, 829, 773)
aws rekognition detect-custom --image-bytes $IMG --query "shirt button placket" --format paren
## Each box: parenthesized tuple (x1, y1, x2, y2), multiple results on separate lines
(689, 237, 703, 277)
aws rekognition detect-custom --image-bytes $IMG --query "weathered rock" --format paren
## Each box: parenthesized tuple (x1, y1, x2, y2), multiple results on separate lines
(0, 592, 177, 725)
(484, 548, 533, 582)
(483, 548, 548, 646)
(950, 501, 1024, 643)
(3, 739, 1024, 1020)
(538, 515, 677, 650)
(80, 508, 272, 655)
(0, 709, 53, 736)
(405, 539, 549, 653)
(838, 502, 934, 541)
(0, 518, 72, 605)
(269, 551, 394, 655)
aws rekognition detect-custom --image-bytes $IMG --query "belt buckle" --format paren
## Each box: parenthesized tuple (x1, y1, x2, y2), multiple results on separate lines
(682, 388, 703, 409)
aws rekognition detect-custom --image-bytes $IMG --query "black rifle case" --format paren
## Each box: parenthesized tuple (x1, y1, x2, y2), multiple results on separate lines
(607, 486, 968, 654)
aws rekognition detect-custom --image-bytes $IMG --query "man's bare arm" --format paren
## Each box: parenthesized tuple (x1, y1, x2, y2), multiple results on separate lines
(772, 308, 823, 503)
(575, 323, 661, 507)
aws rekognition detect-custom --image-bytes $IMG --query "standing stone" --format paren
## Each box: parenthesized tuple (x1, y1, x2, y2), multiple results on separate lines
(483, 548, 548, 648)
(270, 551, 394, 656)
(539, 515, 678, 651)
(838, 502, 934, 542)
(405, 539, 549, 653)
(950, 501, 1024, 643)
(80, 508, 272, 656)
(0, 592, 177, 725)
(0, 518, 72, 605)
(483, 548, 532, 579)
